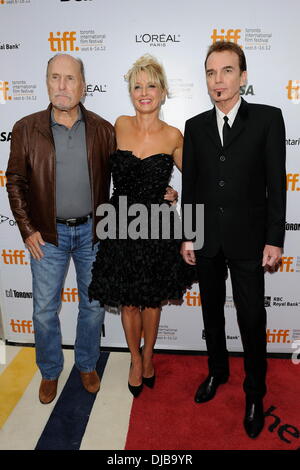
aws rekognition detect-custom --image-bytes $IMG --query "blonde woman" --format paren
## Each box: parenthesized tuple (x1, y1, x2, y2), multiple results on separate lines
(89, 55, 195, 397)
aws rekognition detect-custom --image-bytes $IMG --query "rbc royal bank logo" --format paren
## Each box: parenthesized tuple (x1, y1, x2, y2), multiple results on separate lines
(211, 29, 242, 45)
(0, 81, 12, 103)
(48, 31, 79, 52)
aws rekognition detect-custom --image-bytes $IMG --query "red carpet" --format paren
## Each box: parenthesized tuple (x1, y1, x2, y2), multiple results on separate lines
(125, 355, 300, 450)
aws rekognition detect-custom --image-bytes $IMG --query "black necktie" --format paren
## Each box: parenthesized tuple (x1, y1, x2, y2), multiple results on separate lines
(222, 115, 231, 146)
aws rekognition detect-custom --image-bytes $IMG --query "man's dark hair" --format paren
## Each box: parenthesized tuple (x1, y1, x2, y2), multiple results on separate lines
(205, 41, 247, 73)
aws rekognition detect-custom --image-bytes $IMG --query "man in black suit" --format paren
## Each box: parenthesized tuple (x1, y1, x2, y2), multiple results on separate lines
(181, 41, 286, 438)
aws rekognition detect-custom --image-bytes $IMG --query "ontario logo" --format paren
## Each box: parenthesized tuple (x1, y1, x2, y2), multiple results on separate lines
(286, 80, 300, 104)
(0, 81, 12, 103)
(211, 28, 242, 45)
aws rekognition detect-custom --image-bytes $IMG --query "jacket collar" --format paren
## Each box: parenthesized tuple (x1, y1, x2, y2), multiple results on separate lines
(35, 102, 96, 151)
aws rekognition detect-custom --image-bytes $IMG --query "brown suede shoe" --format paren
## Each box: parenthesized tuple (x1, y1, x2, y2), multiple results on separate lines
(39, 378, 58, 404)
(80, 370, 100, 394)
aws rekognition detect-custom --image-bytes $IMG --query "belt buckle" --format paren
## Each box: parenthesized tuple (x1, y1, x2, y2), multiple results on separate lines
(66, 218, 77, 226)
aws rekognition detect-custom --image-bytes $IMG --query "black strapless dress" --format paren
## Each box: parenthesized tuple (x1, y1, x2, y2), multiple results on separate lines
(88, 149, 196, 309)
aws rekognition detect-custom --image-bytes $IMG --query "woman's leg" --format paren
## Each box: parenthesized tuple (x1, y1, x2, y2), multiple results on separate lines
(141, 307, 161, 377)
(121, 305, 143, 386)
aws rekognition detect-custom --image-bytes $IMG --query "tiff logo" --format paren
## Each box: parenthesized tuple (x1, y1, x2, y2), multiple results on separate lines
(267, 329, 290, 344)
(48, 31, 79, 52)
(211, 29, 241, 44)
(61, 288, 79, 302)
(0, 81, 12, 104)
(1, 249, 28, 265)
(185, 291, 201, 307)
(286, 80, 300, 103)
(0, 170, 7, 187)
(286, 173, 300, 191)
(279, 257, 295, 273)
(10, 319, 34, 334)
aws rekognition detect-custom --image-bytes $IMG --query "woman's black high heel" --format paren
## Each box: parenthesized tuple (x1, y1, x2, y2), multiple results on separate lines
(141, 346, 155, 388)
(128, 381, 143, 397)
(128, 362, 143, 397)
(142, 375, 155, 388)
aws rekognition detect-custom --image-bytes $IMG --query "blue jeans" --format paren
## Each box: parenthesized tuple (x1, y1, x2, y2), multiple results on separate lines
(30, 218, 104, 380)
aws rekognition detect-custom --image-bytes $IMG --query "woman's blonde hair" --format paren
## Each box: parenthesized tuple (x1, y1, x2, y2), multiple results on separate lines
(125, 54, 169, 97)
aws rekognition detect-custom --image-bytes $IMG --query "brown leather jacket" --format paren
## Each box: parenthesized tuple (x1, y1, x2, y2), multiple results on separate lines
(6, 103, 116, 245)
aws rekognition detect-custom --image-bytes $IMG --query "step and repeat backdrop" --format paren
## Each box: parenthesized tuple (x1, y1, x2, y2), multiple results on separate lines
(0, 0, 299, 353)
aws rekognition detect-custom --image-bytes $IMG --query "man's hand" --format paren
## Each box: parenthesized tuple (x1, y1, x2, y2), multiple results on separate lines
(25, 231, 45, 261)
(164, 186, 178, 205)
(180, 241, 196, 265)
(262, 244, 283, 272)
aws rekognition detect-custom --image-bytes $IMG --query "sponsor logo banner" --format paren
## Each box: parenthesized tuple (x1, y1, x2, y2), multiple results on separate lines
(48, 30, 106, 52)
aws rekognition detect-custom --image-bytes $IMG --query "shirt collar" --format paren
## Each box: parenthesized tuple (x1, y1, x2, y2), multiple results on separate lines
(51, 106, 83, 127)
(215, 97, 241, 126)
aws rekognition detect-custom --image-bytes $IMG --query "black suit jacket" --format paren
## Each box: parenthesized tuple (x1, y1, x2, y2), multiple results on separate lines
(181, 98, 286, 259)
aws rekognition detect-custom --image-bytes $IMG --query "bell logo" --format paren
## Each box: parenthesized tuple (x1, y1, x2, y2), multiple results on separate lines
(0, 81, 12, 103)
(1, 249, 28, 265)
(279, 257, 295, 273)
(211, 29, 242, 45)
(48, 31, 79, 52)
(266, 329, 290, 343)
(286, 173, 300, 191)
(0, 170, 7, 187)
(286, 80, 300, 103)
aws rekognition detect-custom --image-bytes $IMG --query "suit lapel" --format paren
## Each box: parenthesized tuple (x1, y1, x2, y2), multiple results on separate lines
(204, 107, 222, 151)
(223, 98, 248, 149)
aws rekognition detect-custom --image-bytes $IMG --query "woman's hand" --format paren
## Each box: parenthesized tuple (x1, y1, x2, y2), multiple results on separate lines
(164, 186, 178, 205)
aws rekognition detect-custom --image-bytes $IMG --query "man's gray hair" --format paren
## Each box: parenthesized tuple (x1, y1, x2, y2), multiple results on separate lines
(46, 53, 86, 84)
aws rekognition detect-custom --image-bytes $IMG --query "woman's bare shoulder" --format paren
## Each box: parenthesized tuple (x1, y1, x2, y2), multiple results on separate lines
(114, 115, 133, 128)
(164, 123, 183, 145)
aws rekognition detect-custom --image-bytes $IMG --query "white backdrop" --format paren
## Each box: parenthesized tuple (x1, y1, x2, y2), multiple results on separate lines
(0, 0, 299, 353)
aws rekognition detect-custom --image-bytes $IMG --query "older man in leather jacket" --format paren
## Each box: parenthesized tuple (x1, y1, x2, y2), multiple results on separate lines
(6, 54, 115, 404)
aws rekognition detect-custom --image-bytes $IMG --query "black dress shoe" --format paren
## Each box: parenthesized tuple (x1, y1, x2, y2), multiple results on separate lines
(194, 375, 228, 403)
(142, 375, 155, 388)
(243, 397, 264, 438)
